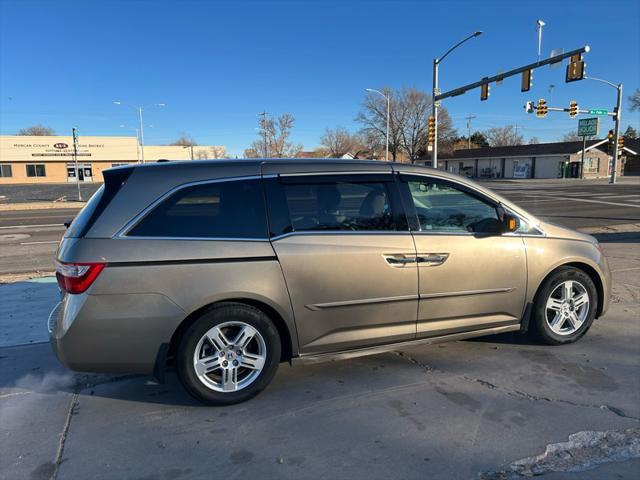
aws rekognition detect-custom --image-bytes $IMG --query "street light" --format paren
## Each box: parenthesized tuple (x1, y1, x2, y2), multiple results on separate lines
(113, 101, 165, 163)
(432, 31, 483, 169)
(584, 76, 623, 184)
(366, 88, 390, 161)
(119, 125, 141, 163)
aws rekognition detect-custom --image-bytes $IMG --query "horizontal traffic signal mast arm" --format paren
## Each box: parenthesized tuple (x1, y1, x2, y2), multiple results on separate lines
(434, 45, 590, 102)
(525, 104, 616, 117)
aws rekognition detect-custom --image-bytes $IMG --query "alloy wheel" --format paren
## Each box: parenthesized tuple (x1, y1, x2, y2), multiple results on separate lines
(193, 321, 267, 392)
(545, 280, 590, 335)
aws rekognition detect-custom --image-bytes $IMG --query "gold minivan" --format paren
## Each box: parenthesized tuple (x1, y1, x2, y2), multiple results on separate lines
(49, 159, 610, 405)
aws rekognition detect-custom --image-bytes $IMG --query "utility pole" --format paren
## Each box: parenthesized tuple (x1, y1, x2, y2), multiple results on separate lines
(465, 115, 476, 149)
(548, 84, 555, 104)
(258, 111, 269, 158)
(72, 127, 82, 201)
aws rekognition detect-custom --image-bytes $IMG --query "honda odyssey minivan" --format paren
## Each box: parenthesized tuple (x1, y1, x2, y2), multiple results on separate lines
(49, 159, 610, 405)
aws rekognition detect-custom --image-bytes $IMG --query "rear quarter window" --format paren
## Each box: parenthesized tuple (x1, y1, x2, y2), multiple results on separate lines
(126, 178, 267, 239)
(65, 186, 105, 238)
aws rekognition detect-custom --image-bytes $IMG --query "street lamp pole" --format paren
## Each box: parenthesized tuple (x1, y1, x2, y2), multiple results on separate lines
(119, 125, 141, 163)
(584, 76, 623, 184)
(432, 31, 482, 169)
(366, 88, 390, 161)
(114, 101, 165, 163)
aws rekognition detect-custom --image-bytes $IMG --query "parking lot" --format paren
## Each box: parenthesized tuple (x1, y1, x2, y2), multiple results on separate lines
(1, 178, 639, 479)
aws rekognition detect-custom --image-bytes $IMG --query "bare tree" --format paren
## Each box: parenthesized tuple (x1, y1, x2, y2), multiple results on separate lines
(245, 113, 302, 158)
(17, 125, 55, 136)
(170, 135, 198, 146)
(485, 125, 524, 147)
(320, 127, 362, 157)
(399, 88, 430, 162)
(562, 131, 594, 142)
(528, 136, 540, 144)
(356, 87, 406, 161)
(629, 88, 640, 111)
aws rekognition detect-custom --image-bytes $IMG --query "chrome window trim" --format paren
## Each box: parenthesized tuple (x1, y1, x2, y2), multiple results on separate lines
(277, 170, 392, 177)
(117, 236, 270, 242)
(270, 231, 414, 242)
(115, 175, 269, 240)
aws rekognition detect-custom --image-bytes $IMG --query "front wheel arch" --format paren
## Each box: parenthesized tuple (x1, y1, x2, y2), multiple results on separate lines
(532, 262, 604, 319)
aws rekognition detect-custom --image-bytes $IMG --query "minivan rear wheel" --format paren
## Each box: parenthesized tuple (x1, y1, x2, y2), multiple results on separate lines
(531, 267, 598, 345)
(176, 302, 281, 405)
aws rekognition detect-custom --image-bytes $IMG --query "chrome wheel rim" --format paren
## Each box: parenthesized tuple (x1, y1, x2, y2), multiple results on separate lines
(193, 321, 267, 393)
(545, 280, 590, 335)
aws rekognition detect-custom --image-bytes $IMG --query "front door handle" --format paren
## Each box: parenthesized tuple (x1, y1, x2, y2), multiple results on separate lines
(417, 253, 449, 266)
(384, 255, 417, 267)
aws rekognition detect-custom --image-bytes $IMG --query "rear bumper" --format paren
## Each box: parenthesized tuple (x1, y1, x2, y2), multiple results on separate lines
(48, 291, 186, 375)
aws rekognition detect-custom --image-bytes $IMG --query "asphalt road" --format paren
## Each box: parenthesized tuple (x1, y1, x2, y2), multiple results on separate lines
(1, 178, 639, 275)
(0, 235, 638, 479)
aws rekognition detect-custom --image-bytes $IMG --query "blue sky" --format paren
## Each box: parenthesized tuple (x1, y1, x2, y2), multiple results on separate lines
(1, 0, 639, 156)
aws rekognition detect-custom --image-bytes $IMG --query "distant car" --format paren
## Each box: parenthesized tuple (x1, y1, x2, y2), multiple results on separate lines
(49, 159, 611, 405)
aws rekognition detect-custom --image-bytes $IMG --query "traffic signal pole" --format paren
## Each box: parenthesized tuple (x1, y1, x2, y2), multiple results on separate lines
(432, 58, 439, 169)
(611, 83, 623, 184)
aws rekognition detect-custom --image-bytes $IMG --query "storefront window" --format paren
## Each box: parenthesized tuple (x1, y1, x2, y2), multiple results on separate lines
(26, 164, 46, 177)
(0, 164, 12, 177)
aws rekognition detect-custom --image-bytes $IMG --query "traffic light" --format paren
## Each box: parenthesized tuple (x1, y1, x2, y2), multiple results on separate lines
(480, 80, 490, 101)
(566, 53, 586, 82)
(524, 101, 535, 114)
(607, 129, 615, 154)
(618, 135, 625, 157)
(536, 99, 548, 118)
(427, 116, 436, 144)
(569, 100, 578, 118)
(521, 69, 533, 92)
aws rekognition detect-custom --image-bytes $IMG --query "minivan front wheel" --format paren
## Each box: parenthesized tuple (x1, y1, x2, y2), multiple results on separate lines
(176, 303, 281, 405)
(532, 267, 598, 345)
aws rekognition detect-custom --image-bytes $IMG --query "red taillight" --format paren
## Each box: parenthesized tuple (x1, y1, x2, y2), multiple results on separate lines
(55, 262, 106, 294)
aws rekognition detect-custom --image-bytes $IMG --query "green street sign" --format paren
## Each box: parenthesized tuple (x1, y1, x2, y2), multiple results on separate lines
(578, 117, 599, 137)
(588, 109, 608, 115)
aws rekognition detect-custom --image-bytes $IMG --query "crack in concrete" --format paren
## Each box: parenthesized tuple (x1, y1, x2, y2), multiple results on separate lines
(466, 377, 640, 422)
(478, 428, 640, 479)
(48, 373, 140, 480)
(50, 390, 78, 480)
(394, 351, 433, 372)
(390, 351, 639, 422)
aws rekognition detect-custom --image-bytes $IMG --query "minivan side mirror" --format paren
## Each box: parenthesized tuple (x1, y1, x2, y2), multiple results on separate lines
(503, 213, 519, 233)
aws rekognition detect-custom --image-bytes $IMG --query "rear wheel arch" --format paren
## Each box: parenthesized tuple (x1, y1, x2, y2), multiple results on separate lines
(168, 299, 294, 364)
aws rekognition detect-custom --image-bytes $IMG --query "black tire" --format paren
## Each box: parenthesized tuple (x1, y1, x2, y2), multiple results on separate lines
(176, 302, 281, 405)
(531, 266, 598, 345)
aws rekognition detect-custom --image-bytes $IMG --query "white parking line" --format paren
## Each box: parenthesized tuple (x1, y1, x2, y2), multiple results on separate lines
(544, 195, 640, 208)
(19, 240, 60, 245)
(0, 223, 64, 230)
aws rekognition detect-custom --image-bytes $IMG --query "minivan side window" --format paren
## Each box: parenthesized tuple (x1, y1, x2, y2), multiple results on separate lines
(407, 179, 500, 234)
(277, 179, 399, 233)
(127, 179, 267, 239)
